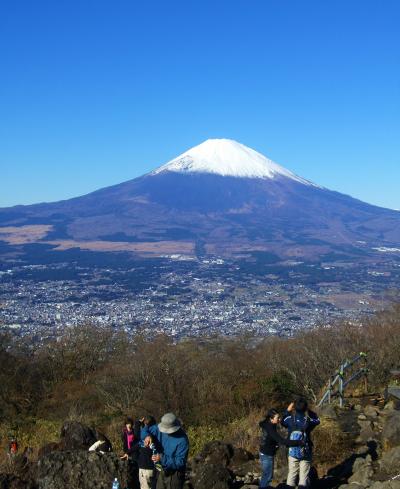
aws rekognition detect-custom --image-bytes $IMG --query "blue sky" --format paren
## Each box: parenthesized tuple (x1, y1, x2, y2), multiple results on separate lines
(1, 0, 399, 209)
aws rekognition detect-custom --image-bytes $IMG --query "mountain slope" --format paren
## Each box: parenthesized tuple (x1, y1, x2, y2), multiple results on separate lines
(0, 139, 399, 262)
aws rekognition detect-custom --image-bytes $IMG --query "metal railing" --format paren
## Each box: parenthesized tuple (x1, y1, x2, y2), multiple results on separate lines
(318, 352, 368, 408)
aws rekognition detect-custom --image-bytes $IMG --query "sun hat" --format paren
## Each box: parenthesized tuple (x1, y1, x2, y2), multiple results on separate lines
(158, 413, 181, 434)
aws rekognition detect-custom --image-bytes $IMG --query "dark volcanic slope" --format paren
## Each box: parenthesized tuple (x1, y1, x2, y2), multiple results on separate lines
(1, 171, 400, 262)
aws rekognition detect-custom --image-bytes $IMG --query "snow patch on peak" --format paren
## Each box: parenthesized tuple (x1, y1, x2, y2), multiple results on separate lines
(152, 139, 314, 185)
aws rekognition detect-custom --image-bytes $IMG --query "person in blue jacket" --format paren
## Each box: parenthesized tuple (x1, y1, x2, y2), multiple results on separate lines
(281, 398, 320, 489)
(142, 412, 189, 489)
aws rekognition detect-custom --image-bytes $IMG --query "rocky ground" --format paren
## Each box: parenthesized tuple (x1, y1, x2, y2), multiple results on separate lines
(1, 398, 400, 489)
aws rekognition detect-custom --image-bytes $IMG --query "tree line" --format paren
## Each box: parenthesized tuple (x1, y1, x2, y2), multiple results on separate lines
(0, 304, 399, 451)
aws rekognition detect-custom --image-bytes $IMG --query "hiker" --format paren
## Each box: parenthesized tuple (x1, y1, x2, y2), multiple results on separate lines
(138, 435, 158, 489)
(121, 417, 141, 489)
(139, 415, 157, 441)
(142, 413, 189, 489)
(121, 417, 141, 459)
(282, 399, 320, 489)
(8, 437, 18, 456)
(259, 409, 305, 489)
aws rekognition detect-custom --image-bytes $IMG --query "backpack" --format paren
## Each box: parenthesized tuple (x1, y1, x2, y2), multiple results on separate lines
(288, 414, 310, 460)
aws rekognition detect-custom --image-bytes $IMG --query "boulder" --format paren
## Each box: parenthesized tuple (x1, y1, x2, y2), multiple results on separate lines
(319, 404, 339, 419)
(0, 453, 36, 489)
(231, 447, 253, 465)
(36, 451, 127, 489)
(382, 411, 400, 449)
(191, 463, 233, 489)
(59, 421, 98, 450)
(348, 455, 374, 487)
(364, 406, 380, 418)
(229, 460, 259, 478)
(368, 482, 400, 489)
(380, 446, 400, 470)
(0, 474, 37, 489)
(356, 424, 379, 444)
(337, 484, 366, 489)
(229, 447, 258, 477)
(38, 443, 61, 459)
(193, 441, 234, 468)
(383, 400, 400, 412)
(377, 447, 400, 479)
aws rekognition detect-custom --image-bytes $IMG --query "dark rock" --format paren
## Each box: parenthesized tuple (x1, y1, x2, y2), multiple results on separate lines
(0, 473, 36, 489)
(229, 447, 258, 477)
(231, 447, 253, 465)
(38, 443, 61, 459)
(193, 441, 234, 468)
(191, 463, 233, 489)
(59, 421, 98, 450)
(37, 451, 127, 489)
(229, 459, 259, 478)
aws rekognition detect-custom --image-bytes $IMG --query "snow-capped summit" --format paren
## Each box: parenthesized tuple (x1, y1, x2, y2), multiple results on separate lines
(153, 138, 312, 185)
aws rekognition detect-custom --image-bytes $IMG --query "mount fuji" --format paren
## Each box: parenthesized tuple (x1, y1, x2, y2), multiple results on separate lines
(1, 138, 400, 263)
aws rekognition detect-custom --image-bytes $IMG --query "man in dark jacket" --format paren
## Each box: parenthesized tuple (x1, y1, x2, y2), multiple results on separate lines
(259, 409, 304, 489)
(281, 399, 320, 489)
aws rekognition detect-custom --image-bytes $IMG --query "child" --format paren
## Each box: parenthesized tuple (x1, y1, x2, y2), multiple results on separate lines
(138, 435, 156, 489)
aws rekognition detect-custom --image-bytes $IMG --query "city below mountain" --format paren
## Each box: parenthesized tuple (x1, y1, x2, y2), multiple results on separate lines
(1, 139, 400, 340)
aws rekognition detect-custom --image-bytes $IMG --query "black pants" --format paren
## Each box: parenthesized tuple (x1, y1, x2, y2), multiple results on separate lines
(151, 469, 159, 489)
(127, 460, 140, 489)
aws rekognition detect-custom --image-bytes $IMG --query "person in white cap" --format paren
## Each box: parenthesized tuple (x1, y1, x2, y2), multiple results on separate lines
(142, 412, 189, 489)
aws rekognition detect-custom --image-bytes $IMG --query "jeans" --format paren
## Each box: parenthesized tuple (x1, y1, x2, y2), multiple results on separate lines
(259, 452, 274, 489)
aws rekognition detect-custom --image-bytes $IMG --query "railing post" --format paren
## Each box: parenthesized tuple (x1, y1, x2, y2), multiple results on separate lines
(328, 377, 332, 404)
(339, 364, 344, 408)
(362, 352, 368, 394)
